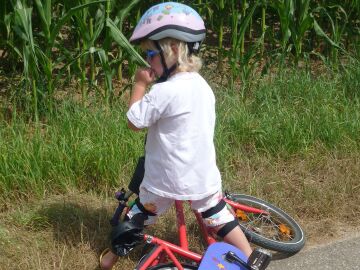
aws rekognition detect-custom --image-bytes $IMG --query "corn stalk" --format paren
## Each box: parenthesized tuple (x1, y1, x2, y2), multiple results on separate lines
(289, 0, 313, 64)
(229, 1, 258, 88)
(314, 5, 349, 64)
(261, 0, 267, 56)
(9, 0, 107, 118)
(114, 0, 141, 82)
(270, 0, 294, 63)
(12, 1, 41, 120)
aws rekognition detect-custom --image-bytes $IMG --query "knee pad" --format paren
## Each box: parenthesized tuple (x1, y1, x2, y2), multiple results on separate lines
(201, 199, 239, 238)
(216, 219, 239, 238)
(201, 199, 227, 220)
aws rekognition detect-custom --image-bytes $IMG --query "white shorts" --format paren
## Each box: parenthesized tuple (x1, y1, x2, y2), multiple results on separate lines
(127, 187, 235, 227)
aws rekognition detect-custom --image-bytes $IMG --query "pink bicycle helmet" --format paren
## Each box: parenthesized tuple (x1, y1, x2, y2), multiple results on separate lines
(130, 2, 206, 46)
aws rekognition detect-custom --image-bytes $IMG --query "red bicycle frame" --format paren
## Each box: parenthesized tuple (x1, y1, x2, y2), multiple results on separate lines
(134, 199, 269, 270)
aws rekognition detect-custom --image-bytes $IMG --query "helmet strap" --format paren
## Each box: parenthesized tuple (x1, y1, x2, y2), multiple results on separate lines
(154, 41, 178, 83)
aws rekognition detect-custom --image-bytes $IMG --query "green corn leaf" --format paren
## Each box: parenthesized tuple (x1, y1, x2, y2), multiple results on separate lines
(97, 48, 113, 102)
(299, 15, 313, 37)
(34, 45, 52, 79)
(313, 18, 358, 61)
(13, 6, 32, 43)
(5, 40, 23, 59)
(106, 18, 149, 67)
(74, 15, 91, 44)
(115, 0, 141, 28)
(4, 14, 12, 38)
(54, 47, 102, 86)
(49, 0, 107, 49)
(235, 1, 259, 50)
(271, 0, 293, 48)
(313, 19, 344, 52)
(299, 0, 310, 23)
(324, 5, 349, 41)
(34, 0, 51, 40)
(91, 8, 105, 44)
(13, 4, 38, 68)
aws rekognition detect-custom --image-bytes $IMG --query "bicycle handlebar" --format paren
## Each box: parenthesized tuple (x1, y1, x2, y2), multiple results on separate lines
(109, 189, 134, 226)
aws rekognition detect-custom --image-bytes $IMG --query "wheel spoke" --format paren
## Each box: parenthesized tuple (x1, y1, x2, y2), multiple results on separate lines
(238, 211, 295, 242)
(229, 194, 305, 253)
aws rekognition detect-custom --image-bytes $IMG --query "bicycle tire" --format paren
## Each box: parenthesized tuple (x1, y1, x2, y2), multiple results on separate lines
(147, 263, 198, 270)
(228, 193, 305, 254)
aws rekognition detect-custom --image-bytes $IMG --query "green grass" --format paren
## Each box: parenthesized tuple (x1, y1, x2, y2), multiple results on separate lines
(0, 101, 146, 203)
(0, 64, 360, 269)
(1, 63, 360, 204)
(215, 66, 360, 158)
(212, 64, 360, 216)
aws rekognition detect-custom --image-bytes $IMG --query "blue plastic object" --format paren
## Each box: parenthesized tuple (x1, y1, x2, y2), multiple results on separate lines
(198, 242, 249, 270)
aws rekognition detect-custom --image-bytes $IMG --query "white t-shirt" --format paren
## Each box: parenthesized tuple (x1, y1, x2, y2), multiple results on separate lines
(127, 72, 222, 200)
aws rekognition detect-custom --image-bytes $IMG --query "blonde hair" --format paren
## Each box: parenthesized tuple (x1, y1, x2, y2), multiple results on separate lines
(141, 38, 202, 73)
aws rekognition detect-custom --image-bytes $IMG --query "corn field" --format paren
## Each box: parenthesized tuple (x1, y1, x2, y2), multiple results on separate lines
(0, 0, 359, 120)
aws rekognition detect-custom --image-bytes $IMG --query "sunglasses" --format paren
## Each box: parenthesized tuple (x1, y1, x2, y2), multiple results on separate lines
(145, 49, 160, 60)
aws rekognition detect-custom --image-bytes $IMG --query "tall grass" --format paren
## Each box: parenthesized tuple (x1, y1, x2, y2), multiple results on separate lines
(0, 101, 145, 203)
(1, 63, 359, 204)
(215, 64, 360, 159)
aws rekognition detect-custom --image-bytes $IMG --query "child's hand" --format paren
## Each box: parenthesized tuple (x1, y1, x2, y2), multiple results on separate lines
(128, 68, 155, 110)
(134, 68, 156, 88)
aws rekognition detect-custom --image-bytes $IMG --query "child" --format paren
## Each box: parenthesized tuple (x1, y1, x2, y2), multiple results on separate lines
(100, 2, 253, 269)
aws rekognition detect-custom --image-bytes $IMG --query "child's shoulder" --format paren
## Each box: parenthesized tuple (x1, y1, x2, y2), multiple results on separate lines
(150, 72, 208, 94)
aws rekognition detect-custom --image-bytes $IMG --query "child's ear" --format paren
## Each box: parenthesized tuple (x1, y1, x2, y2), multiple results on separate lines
(170, 42, 179, 55)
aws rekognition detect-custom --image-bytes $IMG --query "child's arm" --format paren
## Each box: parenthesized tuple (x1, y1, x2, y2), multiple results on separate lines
(128, 68, 155, 131)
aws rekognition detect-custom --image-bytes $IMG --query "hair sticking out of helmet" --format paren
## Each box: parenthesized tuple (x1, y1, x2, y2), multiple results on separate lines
(130, 2, 206, 53)
(131, 2, 205, 82)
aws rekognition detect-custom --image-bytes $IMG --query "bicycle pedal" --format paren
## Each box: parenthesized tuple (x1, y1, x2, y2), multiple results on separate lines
(247, 248, 272, 270)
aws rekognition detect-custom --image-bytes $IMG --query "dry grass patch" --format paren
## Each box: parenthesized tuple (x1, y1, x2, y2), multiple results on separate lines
(0, 151, 359, 269)
(0, 192, 206, 270)
(224, 149, 360, 245)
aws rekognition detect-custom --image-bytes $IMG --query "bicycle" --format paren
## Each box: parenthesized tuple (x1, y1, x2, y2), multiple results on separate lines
(107, 186, 305, 270)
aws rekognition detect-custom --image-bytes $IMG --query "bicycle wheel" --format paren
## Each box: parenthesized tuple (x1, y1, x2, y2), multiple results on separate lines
(147, 263, 197, 270)
(227, 193, 305, 254)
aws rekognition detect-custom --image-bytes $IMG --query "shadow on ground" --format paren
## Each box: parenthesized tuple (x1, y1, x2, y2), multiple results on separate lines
(34, 201, 112, 255)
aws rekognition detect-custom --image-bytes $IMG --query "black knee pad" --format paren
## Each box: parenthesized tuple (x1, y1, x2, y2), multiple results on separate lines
(201, 199, 227, 219)
(217, 219, 239, 238)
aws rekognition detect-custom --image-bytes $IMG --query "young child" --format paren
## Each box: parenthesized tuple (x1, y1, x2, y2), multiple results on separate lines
(100, 2, 253, 269)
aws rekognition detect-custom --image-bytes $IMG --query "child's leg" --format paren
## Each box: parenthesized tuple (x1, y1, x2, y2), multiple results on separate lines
(100, 187, 173, 269)
(191, 191, 253, 258)
(215, 223, 253, 257)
